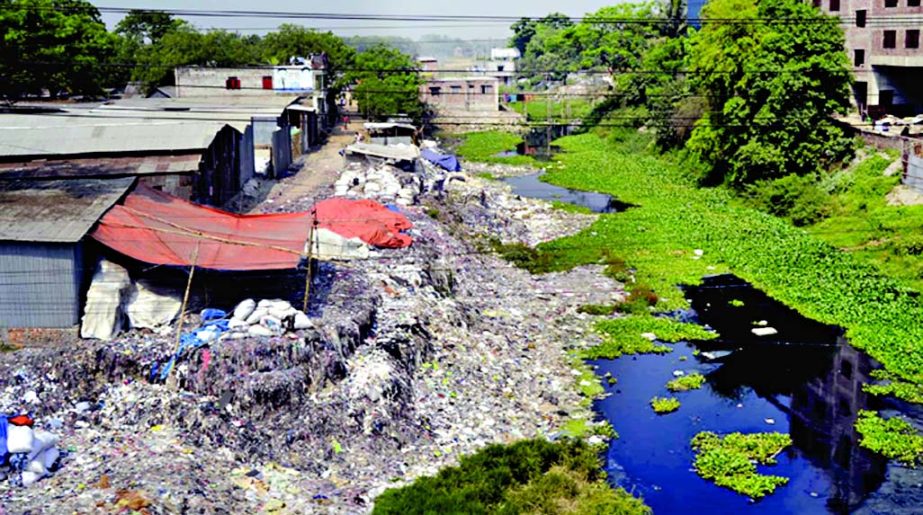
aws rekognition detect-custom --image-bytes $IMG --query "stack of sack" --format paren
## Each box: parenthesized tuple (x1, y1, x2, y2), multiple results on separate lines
(1, 415, 60, 487)
(226, 299, 313, 339)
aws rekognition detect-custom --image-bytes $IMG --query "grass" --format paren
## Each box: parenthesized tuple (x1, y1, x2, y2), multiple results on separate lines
(650, 396, 681, 414)
(508, 97, 595, 123)
(551, 200, 594, 214)
(806, 150, 923, 291)
(666, 373, 706, 392)
(455, 131, 536, 166)
(690, 432, 792, 499)
(855, 410, 923, 466)
(372, 439, 650, 514)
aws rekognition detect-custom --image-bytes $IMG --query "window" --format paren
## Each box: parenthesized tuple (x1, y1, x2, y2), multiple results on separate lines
(885, 0, 898, 7)
(907, 29, 920, 48)
(830, 0, 840, 11)
(840, 359, 853, 379)
(450, 85, 462, 92)
(884, 30, 897, 48)
(497, 64, 505, 72)
(911, 0, 921, 6)
(481, 85, 493, 94)
(856, 10, 867, 27)
(854, 49, 866, 65)
(813, 0, 821, 6)
(429, 87, 441, 96)
(225, 77, 241, 90)
(261, 76, 273, 90)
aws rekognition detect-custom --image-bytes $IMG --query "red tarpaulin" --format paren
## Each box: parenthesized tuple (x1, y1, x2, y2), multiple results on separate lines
(91, 185, 412, 270)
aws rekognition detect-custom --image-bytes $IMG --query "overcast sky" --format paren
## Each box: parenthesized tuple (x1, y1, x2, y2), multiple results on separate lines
(95, 1, 618, 40)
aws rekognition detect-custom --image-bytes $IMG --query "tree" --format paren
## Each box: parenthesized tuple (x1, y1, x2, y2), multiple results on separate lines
(0, 0, 117, 101)
(261, 25, 356, 88)
(685, 0, 853, 185)
(133, 26, 261, 93)
(347, 45, 423, 121)
(116, 9, 181, 44)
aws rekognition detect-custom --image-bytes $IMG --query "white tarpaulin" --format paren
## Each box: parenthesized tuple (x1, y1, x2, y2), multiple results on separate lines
(80, 260, 131, 340)
(126, 280, 182, 331)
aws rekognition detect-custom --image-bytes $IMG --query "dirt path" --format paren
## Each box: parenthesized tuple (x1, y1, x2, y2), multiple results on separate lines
(262, 122, 359, 207)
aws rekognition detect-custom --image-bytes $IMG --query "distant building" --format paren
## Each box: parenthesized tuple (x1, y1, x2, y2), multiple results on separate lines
(421, 77, 500, 112)
(486, 48, 521, 86)
(174, 56, 330, 125)
(417, 56, 439, 73)
(815, 0, 923, 116)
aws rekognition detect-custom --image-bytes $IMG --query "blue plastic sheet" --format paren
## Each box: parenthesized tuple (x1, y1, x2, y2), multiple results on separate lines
(151, 311, 231, 381)
(421, 148, 462, 172)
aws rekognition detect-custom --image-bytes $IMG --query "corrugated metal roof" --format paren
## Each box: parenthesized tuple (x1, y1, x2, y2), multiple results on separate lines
(0, 118, 229, 158)
(0, 154, 201, 180)
(0, 178, 134, 242)
(345, 143, 420, 161)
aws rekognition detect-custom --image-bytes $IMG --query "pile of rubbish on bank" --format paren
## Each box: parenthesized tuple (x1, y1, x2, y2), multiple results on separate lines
(0, 415, 61, 488)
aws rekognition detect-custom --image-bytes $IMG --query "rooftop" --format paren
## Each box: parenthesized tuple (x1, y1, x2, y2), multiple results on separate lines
(0, 177, 135, 243)
(0, 154, 202, 180)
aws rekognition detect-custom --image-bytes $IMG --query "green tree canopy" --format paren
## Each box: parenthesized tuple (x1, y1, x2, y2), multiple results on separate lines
(260, 24, 356, 88)
(685, 0, 853, 185)
(132, 25, 261, 93)
(115, 9, 181, 44)
(0, 0, 117, 101)
(347, 45, 423, 121)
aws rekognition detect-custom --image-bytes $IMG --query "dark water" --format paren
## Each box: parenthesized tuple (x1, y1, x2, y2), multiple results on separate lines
(502, 173, 631, 213)
(593, 275, 891, 514)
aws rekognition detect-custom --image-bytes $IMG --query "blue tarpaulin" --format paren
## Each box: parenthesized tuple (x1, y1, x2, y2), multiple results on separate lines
(421, 149, 462, 172)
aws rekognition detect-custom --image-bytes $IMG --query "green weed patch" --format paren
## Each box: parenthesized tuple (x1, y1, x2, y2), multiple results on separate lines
(691, 432, 792, 499)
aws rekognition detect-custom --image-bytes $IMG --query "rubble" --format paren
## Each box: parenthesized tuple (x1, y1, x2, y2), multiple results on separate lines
(0, 147, 624, 512)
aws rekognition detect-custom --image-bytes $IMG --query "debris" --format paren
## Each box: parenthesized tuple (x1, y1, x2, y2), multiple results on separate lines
(751, 327, 779, 337)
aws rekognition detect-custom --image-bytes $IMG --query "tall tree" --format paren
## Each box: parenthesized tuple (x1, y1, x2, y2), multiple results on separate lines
(685, 0, 853, 185)
(116, 9, 181, 44)
(133, 26, 261, 93)
(347, 45, 423, 121)
(260, 24, 356, 89)
(0, 0, 117, 101)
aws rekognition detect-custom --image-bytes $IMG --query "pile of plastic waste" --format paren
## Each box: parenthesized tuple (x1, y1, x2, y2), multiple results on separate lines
(1, 415, 60, 487)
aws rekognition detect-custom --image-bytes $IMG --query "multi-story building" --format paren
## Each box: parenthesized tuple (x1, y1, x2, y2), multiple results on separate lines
(816, 0, 923, 116)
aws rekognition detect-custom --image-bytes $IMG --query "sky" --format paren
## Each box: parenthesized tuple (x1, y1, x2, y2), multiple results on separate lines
(95, 0, 618, 40)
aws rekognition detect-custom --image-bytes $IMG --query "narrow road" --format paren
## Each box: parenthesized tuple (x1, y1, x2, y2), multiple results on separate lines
(263, 122, 358, 206)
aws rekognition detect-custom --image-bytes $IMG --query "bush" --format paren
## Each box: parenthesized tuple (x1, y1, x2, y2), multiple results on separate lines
(372, 439, 650, 514)
(744, 174, 830, 226)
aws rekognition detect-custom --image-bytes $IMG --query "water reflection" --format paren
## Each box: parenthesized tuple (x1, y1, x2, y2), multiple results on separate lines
(684, 275, 888, 512)
(501, 172, 631, 214)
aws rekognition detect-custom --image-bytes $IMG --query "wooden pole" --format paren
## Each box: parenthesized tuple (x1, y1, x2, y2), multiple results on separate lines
(170, 241, 199, 379)
(302, 211, 316, 313)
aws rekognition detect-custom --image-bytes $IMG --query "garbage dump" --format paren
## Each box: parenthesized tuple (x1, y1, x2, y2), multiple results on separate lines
(1, 415, 61, 488)
(0, 142, 620, 512)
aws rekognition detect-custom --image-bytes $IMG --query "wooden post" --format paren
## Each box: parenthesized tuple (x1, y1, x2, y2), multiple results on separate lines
(170, 241, 199, 380)
(302, 212, 316, 313)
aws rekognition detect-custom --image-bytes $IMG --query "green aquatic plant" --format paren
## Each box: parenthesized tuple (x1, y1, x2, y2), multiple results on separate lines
(855, 410, 923, 466)
(690, 431, 792, 499)
(650, 396, 680, 414)
(584, 315, 716, 360)
(666, 373, 706, 392)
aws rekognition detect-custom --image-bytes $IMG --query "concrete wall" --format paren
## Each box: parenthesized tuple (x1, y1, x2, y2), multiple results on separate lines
(421, 78, 500, 112)
(175, 66, 324, 98)
(817, 0, 923, 113)
(0, 242, 83, 328)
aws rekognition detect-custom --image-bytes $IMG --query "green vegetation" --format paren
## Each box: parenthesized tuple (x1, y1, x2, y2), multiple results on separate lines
(666, 373, 706, 392)
(456, 131, 535, 166)
(682, 0, 853, 185)
(476, 172, 498, 181)
(372, 439, 650, 515)
(347, 45, 424, 120)
(691, 432, 792, 499)
(551, 200, 593, 215)
(586, 315, 717, 360)
(650, 397, 681, 414)
(855, 411, 923, 466)
(577, 304, 617, 316)
(509, 98, 595, 123)
(864, 370, 923, 404)
(1, 0, 117, 100)
(729, 299, 745, 307)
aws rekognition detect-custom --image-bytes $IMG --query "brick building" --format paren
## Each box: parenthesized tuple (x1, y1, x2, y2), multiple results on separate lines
(421, 77, 500, 112)
(816, 0, 923, 115)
